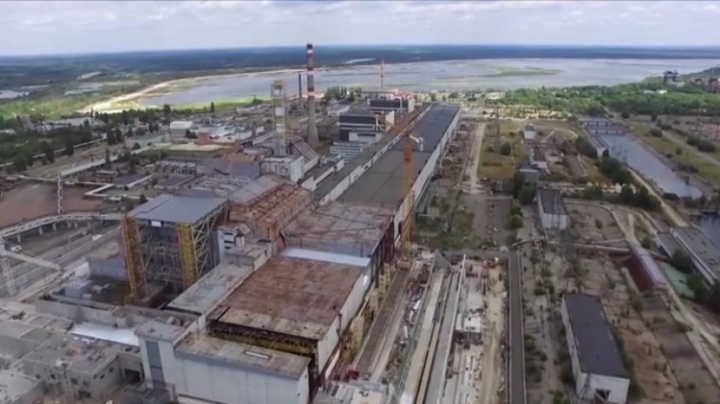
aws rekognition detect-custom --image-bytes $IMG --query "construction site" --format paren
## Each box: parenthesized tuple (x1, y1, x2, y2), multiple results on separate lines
(0, 42, 473, 404)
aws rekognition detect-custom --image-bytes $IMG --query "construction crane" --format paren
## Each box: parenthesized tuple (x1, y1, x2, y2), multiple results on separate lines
(374, 111, 424, 264)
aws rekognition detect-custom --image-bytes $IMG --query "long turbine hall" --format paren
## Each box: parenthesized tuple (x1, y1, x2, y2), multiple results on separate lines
(121, 194, 227, 298)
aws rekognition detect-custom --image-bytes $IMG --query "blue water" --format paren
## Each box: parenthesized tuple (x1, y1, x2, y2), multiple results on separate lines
(599, 134, 702, 198)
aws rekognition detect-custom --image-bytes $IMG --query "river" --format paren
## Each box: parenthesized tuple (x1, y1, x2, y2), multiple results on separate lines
(139, 58, 718, 106)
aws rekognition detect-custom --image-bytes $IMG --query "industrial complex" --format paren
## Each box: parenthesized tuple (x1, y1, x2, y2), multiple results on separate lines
(3, 40, 720, 404)
(0, 42, 469, 404)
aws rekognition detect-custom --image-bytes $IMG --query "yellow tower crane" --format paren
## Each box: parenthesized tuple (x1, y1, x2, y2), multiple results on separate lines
(374, 111, 424, 265)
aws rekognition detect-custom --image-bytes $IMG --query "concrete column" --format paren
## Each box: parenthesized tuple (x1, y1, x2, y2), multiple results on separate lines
(38, 226, 44, 236)
(16, 235, 21, 243)
(52, 223, 57, 231)
(73, 221, 78, 229)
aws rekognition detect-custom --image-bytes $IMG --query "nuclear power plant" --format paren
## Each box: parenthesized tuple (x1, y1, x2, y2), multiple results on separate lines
(0, 41, 468, 404)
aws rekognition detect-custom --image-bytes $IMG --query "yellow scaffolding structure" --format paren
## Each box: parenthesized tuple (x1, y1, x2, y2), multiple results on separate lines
(121, 215, 145, 299)
(177, 223, 196, 289)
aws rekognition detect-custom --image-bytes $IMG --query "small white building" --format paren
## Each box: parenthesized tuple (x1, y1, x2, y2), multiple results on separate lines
(561, 293, 629, 404)
(537, 188, 569, 230)
(169, 121, 194, 137)
(529, 147, 548, 171)
(523, 124, 537, 141)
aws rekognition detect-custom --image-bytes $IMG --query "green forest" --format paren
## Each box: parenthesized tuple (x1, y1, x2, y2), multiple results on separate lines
(488, 76, 720, 117)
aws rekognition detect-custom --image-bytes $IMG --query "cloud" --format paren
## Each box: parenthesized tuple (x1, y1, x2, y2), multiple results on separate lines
(0, 0, 718, 55)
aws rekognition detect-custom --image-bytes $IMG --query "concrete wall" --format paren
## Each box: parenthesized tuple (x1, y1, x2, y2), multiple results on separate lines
(394, 106, 459, 237)
(317, 266, 370, 371)
(88, 257, 127, 280)
(176, 355, 309, 404)
(138, 335, 309, 404)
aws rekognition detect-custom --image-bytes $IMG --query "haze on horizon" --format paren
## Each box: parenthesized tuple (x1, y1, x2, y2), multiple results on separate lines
(2, 0, 720, 56)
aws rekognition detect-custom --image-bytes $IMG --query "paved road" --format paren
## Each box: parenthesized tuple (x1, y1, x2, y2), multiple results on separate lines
(508, 252, 526, 404)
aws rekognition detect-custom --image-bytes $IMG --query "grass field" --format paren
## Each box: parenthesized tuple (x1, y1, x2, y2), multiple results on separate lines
(479, 120, 523, 180)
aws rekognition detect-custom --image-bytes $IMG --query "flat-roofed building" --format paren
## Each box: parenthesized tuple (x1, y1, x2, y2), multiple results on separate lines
(537, 188, 569, 230)
(561, 293, 629, 403)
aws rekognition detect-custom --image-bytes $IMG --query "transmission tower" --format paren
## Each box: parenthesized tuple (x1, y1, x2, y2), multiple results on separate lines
(57, 173, 63, 215)
(0, 240, 16, 296)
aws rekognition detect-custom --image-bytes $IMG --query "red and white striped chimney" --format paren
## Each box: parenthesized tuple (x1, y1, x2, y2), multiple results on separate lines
(306, 43, 319, 147)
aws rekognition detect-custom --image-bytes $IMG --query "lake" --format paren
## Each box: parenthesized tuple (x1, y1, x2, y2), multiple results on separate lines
(140, 58, 718, 106)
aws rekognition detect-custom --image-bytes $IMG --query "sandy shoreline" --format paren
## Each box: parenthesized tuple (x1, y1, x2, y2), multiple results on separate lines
(81, 68, 303, 113)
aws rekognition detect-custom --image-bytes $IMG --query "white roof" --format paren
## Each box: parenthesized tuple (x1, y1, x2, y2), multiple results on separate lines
(169, 121, 194, 130)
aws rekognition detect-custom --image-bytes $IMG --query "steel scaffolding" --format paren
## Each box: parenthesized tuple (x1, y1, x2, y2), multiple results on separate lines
(177, 223, 196, 288)
(121, 215, 146, 299)
(139, 205, 224, 290)
(121, 203, 225, 294)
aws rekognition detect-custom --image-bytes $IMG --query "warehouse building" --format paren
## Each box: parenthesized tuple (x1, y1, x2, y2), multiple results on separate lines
(667, 227, 720, 286)
(561, 293, 629, 403)
(537, 188, 569, 230)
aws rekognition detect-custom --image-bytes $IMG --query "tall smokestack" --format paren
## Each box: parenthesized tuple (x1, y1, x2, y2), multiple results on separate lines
(381, 59, 385, 90)
(298, 73, 302, 102)
(306, 43, 319, 148)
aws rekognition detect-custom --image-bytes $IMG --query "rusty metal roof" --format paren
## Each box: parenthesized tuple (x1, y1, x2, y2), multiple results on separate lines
(283, 202, 392, 257)
(213, 256, 363, 340)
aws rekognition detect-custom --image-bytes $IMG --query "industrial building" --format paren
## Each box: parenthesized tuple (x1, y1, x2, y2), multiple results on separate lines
(121, 194, 228, 296)
(529, 147, 548, 171)
(625, 244, 668, 292)
(522, 124, 537, 141)
(664, 227, 720, 286)
(0, 317, 146, 403)
(536, 188, 569, 230)
(368, 98, 415, 115)
(561, 293, 629, 404)
(578, 116, 612, 127)
(169, 121, 194, 137)
(337, 107, 394, 144)
(335, 103, 461, 236)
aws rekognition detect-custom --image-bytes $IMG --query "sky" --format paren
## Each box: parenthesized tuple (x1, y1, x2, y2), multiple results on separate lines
(1, 0, 720, 56)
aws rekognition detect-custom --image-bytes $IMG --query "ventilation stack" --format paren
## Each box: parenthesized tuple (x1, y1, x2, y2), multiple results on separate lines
(306, 43, 319, 148)
(298, 73, 303, 103)
(381, 59, 385, 90)
(271, 80, 287, 156)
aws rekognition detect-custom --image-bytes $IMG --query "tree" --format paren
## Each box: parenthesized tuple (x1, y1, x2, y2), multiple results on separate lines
(12, 157, 27, 172)
(42, 142, 55, 163)
(126, 127, 134, 138)
(499, 142, 512, 156)
(163, 104, 172, 119)
(139, 194, 148, 204)
(649, 128, 663, 137)
(619, 185, 635, 204)
(105, 148, 112, 168)
(650, 114, 658, 121)
(83, 119, 90, 128)
(621, 111, 630, 119)
(64, 141, 74, 156)
(115, 127, 124, 143)
(670, 249, 694, 273)
(210, 102, 215, 114)
(518, 184, 536, 205)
